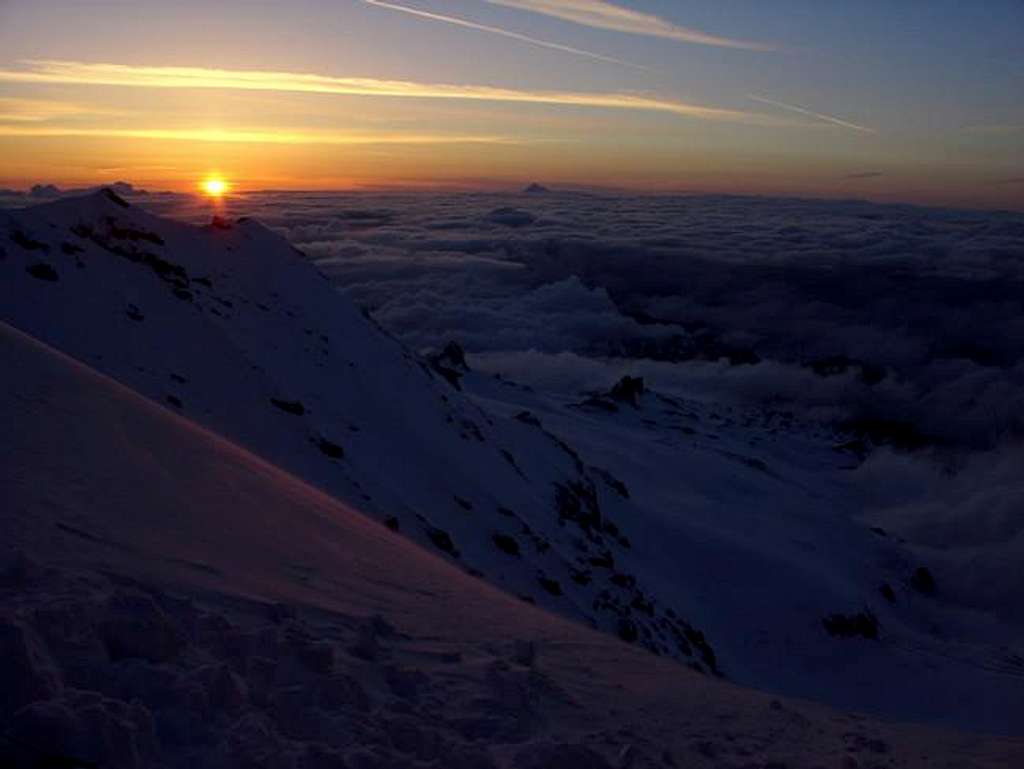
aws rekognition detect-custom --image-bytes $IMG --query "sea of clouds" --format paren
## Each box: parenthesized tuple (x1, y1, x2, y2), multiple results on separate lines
(5, 184, 1024, 623)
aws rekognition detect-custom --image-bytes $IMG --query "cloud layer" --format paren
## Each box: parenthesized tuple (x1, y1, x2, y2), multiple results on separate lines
(126, 188, 1024, 445)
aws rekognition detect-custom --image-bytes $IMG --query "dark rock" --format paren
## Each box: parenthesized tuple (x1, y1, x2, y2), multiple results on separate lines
(910, 566, 936, 596)
(823, 610, 879, 640)
(26, 262, 58, 281)
(102, 187, 131, 207)
(11, 230, 49, 251)
(617, 618, 639, 643)
(569, 568, 591, 586)
(537, 576, 562, 596)
(514, 411, 542, 427)
(427, 527, 458, 557)
(588, 551, 615, 569)
(437, 340, 468, 369)
(270, 398, 305, 416)
(554, 480, 602, 534)
(841, 417, 931, 452)
(609, 376, 645, 406)
(316, 437, 345, 459)
(592, 467, 629, 498)
(429, 341, 469, 389)
(610, 572, 635, 589)
(493, 534, 521, 556)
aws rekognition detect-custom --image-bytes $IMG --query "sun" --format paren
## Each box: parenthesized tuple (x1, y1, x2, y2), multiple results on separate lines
(200, 176, 229, 198)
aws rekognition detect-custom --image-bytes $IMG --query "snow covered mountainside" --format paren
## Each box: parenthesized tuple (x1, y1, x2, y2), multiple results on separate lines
(6, 320, 1024, 769)
(2, 190, 1023, 740)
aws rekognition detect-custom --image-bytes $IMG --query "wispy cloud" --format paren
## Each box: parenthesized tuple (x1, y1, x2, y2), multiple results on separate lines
(0, 125, 515, 145)
(486, 0, 774, 51)
(363, 0, 645, 69)
(0, 60, 789, 126)
(748, 94, 876, 134)
(0, 97, 120, 122)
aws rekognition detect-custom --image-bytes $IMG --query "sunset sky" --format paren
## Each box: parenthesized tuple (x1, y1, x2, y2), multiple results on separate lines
(1, 0, 1021, 208)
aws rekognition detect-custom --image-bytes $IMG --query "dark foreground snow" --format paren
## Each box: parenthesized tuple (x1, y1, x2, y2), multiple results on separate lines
(3, 321, 1022, 768)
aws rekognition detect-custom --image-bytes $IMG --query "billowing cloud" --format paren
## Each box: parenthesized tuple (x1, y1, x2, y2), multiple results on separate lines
(80, 188, 1024, 456)
(0, 60, 786, 126)
(486, 0, 774, 51)
(855, 444, 1024, 625)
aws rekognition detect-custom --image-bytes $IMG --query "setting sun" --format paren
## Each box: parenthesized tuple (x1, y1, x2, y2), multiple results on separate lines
(200, 177, 229, 198)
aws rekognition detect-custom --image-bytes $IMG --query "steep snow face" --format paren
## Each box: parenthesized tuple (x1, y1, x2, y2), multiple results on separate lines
(2, 191, 1023, 733)
(5, 321, 1023, 769)
(0, 190, 714, 669)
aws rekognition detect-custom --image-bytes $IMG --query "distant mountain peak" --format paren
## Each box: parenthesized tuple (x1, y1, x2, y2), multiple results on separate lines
(523, 182, 550, 194)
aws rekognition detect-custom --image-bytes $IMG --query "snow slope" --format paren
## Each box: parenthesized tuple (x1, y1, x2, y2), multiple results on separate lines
(3, 320, 1024, 769)
(2, 190, 1022, 734)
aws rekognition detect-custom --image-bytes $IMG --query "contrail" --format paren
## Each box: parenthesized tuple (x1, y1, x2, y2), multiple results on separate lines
(748, 94, 875, 134)
(362, 0, 648, 70)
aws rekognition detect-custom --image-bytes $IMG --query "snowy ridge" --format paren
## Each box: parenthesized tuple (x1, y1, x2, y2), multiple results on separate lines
(0, 189, 713, 669)
(2, 190, 1023, 736)
(3, 320, 1024, 769)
